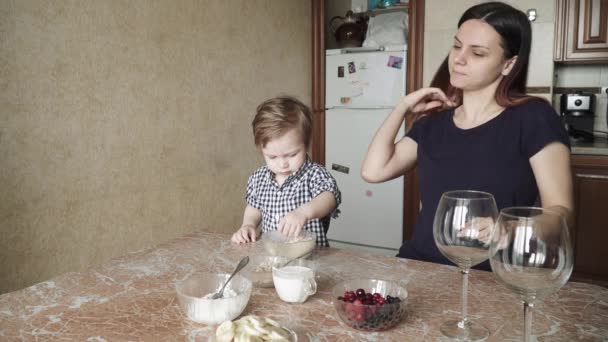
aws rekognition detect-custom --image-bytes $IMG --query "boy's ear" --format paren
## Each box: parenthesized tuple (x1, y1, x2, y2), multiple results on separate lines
(501, 56, 517, 76)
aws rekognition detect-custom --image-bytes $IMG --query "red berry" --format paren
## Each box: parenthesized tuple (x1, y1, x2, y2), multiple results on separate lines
(373, 293, 383, 300)
(356, 288, 365, 297)
(376, 297, 385, 305)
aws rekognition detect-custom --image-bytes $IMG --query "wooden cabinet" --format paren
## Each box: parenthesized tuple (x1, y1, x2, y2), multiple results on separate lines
(570, 154, 608, 286)
(554, 0, 608, 63)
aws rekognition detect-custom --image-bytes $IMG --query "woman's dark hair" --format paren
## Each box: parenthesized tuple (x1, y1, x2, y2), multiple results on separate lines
(429, 1, 537, 109)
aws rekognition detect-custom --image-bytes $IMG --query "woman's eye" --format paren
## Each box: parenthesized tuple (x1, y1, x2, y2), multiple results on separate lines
(268, 156, 276, 160)
(453, 45, 461, 49)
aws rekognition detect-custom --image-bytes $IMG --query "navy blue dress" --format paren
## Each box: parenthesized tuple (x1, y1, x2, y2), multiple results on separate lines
(397, 100, 570, 270)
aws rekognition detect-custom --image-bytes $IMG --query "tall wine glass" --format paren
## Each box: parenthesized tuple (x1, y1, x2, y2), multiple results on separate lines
(433, 190, 499, 341)
(489, 207, 573, 342)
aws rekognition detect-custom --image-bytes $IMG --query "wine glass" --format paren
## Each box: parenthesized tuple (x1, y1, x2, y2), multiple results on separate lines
(433, 190, 499, 341)
(489, 207, 573, 342)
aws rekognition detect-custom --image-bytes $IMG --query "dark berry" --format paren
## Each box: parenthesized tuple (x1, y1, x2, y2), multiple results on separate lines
(356, 288, 366, 297)
(338, 296, 344, 301)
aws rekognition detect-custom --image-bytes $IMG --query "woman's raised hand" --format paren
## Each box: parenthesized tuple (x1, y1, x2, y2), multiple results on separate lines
(399, 87, 457, 117)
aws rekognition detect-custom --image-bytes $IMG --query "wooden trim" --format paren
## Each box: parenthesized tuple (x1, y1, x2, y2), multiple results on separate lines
(404, 0, 425, 241)
(406, 0, 425, 97)
(526, 86, 552, 94)
(583, 0, 607, 43)
(555, 0, 566, 61)
(572, 154, 608, 168)
(311, 0, 325, 165)
(554, 86, 602, 94)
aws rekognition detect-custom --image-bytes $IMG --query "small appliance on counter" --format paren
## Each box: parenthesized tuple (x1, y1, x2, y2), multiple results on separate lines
(560, 92, 595, 142)
(329, 10, 368, 48)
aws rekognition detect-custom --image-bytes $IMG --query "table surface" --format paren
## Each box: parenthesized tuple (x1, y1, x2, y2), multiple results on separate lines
(1, 231, 607, 341)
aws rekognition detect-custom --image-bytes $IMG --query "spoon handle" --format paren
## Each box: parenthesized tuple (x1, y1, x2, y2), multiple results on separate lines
(215, 256, 249, 298)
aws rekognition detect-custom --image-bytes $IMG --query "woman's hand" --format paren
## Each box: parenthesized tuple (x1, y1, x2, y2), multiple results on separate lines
(231, 224, 257, 244)
(399, 87, 457, 117)
(457, 217, 495, 245)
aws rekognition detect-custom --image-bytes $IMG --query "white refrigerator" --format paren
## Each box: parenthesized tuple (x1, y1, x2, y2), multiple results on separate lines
(325, 45, 407, 255)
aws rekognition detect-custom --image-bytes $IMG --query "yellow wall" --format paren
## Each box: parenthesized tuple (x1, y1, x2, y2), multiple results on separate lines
(0, 0, 311, 294)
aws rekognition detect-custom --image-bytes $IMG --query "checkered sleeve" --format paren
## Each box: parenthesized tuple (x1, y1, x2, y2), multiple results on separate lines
(245, 170, 264, 211)
(309, 165, 341, 217)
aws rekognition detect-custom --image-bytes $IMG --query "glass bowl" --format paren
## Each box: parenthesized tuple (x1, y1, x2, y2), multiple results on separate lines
(175, 272, 252, 325)
(331, 278, 408, 331)
(242, 255, 288, 288)
(262, 230, 316, 259)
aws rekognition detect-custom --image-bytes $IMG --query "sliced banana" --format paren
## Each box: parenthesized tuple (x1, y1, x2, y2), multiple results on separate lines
(267, 330, 290, 342)
(214, 315, 293, 342)
(240, 322, 262, 337)
(264, 318, 281, 328)
(216, 321, 235, 336)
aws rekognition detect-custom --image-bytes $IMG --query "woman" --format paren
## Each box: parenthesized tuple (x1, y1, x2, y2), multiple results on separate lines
(361, 1, 573, 270)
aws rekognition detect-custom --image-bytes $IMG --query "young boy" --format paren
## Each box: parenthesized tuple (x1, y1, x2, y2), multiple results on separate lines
(231, 96, 341, 247)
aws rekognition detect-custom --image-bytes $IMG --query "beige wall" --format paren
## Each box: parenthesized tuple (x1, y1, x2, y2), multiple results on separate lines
(0, 0, 311, 294)
(423, 0, 555, 101)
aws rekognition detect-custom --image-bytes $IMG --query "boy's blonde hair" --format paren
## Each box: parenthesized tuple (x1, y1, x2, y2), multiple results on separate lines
(252, 96, 312, 148)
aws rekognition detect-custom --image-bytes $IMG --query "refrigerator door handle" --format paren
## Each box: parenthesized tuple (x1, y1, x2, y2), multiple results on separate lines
(326, 106, 394, 110)
(342, 47, 386, 53)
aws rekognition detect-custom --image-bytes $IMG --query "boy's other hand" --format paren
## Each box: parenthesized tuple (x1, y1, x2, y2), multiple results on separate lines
(277, 210, 308, 238)
(231, 225, 257, 244)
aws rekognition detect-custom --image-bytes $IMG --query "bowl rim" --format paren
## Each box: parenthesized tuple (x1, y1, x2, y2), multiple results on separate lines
(271, 258, 319, 273)
(262, 230, 316, 243)
(174, 272, 252, 301)
(247, 255, 290, 265)
(331, 278, 409, 304)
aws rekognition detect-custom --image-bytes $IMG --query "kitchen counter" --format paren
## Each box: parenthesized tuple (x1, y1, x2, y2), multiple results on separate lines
(1, 231, 607, 341)
(571, 137, 608, 155)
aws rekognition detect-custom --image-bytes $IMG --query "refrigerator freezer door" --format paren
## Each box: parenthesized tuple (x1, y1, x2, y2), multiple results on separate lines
(326, 49, 406, 108)
(325, 108, 404, 250)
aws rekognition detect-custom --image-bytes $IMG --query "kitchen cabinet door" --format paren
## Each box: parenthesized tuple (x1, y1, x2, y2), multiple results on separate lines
(571, 154, 608, 286)
(555, 0, 608, 63)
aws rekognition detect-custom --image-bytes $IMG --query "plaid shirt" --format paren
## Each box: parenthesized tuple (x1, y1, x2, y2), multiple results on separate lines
(245, 158, 341, 247)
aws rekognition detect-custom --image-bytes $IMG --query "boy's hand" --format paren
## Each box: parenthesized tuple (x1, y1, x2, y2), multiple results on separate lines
(277, 210, 308, 238)
(231, 224, 257, 244)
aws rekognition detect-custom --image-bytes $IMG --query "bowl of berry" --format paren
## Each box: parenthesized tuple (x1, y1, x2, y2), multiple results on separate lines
(332, 278, 408, 331)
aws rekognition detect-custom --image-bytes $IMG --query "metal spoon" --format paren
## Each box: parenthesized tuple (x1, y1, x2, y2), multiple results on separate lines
(279, 251, 312, 268)
(211, 256, 250, 299)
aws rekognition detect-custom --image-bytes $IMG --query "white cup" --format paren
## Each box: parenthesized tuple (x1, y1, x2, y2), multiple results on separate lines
(272, 259, 317, 303)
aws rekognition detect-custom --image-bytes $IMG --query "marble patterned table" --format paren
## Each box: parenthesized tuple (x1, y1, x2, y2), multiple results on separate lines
(1, 231, 607, 341)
